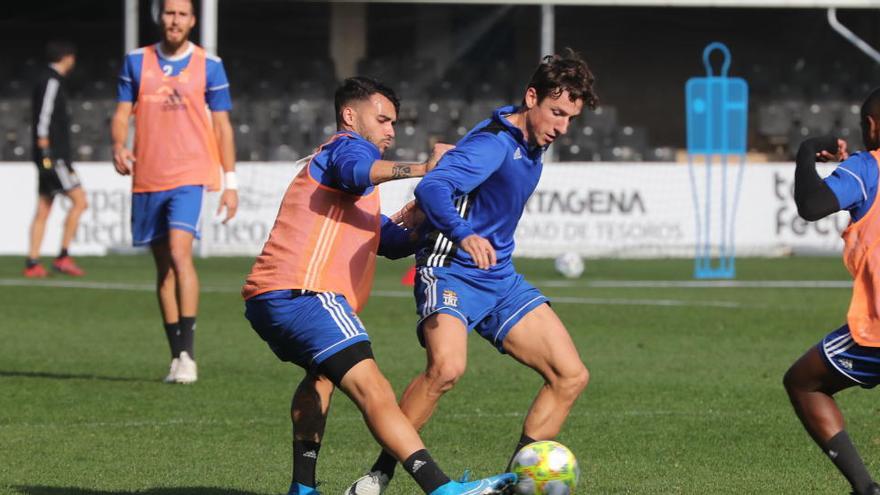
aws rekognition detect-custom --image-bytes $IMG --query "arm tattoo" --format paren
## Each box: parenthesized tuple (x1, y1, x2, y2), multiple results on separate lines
(391, 164, 412, 179)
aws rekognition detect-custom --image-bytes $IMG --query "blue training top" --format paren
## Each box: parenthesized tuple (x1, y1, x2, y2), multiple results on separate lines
(415, 105, 545, 276)
(825, 151, 880, 222)
(311, 131, 415, 259)
(117, 42, 232, 112)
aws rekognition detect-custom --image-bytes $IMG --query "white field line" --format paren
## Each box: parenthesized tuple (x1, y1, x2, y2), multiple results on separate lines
(551, 296, 742, 308)
(0, 279, 746, 309)
(3, 278, 851, 291)
(539, 279, 852, 289)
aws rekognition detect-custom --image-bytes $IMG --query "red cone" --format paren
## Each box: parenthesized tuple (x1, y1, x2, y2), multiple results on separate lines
(401, 265, 416, 286)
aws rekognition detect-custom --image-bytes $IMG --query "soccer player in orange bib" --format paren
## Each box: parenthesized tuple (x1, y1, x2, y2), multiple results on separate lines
(784, 89, 880, 495)
(242, 77, 515, 495)
(110, 0, 238, 384)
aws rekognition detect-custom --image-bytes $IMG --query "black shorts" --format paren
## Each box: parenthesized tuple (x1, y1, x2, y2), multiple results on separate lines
(36, 158, 80, 197)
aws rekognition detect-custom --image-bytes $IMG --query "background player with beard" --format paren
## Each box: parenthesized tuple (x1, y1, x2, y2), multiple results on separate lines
(110, 0, 238, 384)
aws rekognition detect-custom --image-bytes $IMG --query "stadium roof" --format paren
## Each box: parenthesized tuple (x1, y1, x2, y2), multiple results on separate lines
(354, 0, 880, 7)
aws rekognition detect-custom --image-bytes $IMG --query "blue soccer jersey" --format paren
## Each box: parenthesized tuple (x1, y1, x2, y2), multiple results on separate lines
(415, 105, 545, 276)
(825, 151, 880, 222)
(117, 42, 232, 111)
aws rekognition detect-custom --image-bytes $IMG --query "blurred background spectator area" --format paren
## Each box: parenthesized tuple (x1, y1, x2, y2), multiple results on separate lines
(2, 1, 879, 163)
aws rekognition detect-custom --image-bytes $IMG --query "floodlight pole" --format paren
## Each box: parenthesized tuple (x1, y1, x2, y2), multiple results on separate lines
(827, 8, 880, 64)
(124, 0, 138, 53)
(201, 0, 218, 54)
(541, 3, 557, 162)
(541, 3, 555, 58)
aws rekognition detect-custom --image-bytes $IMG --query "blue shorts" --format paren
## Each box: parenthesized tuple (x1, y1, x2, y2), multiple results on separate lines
(244, 290, 370, 372)
(819, 325, 880, 389)
(132, 185, 204, 246)
(414, 266, 549, 353)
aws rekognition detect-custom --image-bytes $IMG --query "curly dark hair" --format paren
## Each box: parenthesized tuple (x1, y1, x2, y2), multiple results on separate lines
(334, 76, 401, 127)
(525, 48, 599, 110)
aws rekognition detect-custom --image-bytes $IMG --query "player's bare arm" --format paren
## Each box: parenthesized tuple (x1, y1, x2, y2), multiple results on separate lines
(110, 102, 135, 176)
(212, 110, 238, 223)
(368, 143, 454, 185)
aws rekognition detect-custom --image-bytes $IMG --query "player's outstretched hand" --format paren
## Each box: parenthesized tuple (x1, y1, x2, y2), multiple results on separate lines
(217, 189, 239, 224)
(391, 200, 425, 231)
(460, 234, 496, 270)
(425, 142, 455, 172)
(112, 146, 135, 175)
(815, 138, 848, 163)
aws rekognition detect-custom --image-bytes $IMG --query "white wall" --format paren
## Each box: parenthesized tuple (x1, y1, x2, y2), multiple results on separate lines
(0, 161, 846, 258)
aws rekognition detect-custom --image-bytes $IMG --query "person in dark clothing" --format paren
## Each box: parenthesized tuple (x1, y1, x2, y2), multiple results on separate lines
(26, 40, 88, 278)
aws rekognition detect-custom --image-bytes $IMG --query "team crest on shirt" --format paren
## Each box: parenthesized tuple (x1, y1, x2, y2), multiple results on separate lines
(442, 289, 459, 307)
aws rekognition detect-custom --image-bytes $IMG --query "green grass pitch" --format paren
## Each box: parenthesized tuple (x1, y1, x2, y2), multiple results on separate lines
(0, 255, 875, 494)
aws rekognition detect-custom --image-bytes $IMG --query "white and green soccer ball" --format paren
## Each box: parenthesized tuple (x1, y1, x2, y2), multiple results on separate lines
(511, 441, 580, 495)
(554, 252, 584, 279)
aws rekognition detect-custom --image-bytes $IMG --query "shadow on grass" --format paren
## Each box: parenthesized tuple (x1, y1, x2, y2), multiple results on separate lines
(0, 370, 153, 383)
(13, 487, 269, 495)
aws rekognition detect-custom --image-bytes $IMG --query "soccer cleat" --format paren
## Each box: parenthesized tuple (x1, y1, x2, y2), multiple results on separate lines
(428, 473, 516, 495)
(52, 256, 85, 276)
(174, 351, 198, 384)
(23, 263, 48, 278)
(288, 482, 322, 495)
(162, 358, 180, 383)
(343, 470, 390, 495)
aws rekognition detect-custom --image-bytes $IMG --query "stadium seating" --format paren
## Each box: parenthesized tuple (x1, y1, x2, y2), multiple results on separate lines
(0, 50, 870, 163)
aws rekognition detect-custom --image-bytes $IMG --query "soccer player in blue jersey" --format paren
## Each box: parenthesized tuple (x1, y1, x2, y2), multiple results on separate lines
(111, 0, 238, 384)
(345, 50, 598, 494)
(784, 89, 880, 495)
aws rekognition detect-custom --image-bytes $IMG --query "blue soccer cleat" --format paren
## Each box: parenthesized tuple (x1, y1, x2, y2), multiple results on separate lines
(428, 472, 517, 495)
(288, 482, 321, 495)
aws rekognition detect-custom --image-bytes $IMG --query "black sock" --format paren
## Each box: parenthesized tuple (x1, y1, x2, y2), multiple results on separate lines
(403, 449, 450, 494)
(293, 440, 321, 488)
(163, 322, 182, 358)
(58, 248, 68, 259)
(25, 258, 39, 268)
(825, 431, 876, 494)
(507, 433, 537, 471)
(179, 316, 196, 359)
(370, 450, 398, 480)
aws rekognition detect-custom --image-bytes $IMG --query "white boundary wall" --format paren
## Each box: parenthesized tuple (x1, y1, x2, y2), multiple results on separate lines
(375, 0, 880, 6)
(0, 161, 847, 258)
